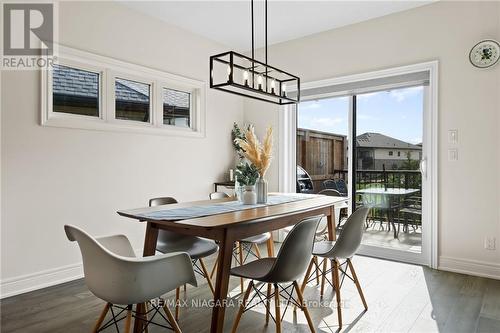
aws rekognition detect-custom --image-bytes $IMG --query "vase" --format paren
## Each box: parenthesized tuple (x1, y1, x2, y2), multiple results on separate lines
(256, 177, 268, 204)
(242, 185, 257, 205)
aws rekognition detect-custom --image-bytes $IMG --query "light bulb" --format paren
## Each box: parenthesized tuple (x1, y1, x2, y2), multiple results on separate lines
(257, 75, 263, 89)
(282, 83, 287, 97)
(243, 70, 249, 86)
(271, 80, 276, 89)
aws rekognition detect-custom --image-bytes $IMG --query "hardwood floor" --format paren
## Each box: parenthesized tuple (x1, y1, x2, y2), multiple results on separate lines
(1, 251, 499, 333)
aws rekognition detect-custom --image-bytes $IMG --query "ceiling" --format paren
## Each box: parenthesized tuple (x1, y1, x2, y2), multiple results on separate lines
(121, 1, 432, 51)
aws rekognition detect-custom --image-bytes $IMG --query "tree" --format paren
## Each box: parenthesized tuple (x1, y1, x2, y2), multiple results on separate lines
(400, 151, 420, 170)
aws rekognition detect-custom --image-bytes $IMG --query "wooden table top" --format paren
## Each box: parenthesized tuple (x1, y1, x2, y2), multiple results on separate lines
(117, 193, 345, 229)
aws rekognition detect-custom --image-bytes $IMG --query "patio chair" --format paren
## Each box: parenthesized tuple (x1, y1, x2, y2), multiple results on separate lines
(208, 191, 271, 293)
(334, 179, 348, 196)
(360, 184, 398, 231)
(399, 195, 422, 232)
(230, 215, 322, 333)
(322, 179, 337, 190)
(301, 207, 370, 329)
(64, 225, 196, 333)
(150, 197, 218, 320)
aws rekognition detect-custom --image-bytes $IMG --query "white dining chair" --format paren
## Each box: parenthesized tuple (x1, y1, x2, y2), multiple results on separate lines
(64, 225, 196, 333)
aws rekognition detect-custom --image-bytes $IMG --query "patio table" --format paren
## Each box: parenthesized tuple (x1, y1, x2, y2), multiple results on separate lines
(357, 188, 420, 238)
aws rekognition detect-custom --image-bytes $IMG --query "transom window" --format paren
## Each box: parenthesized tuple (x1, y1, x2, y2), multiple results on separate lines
(163, 88, 190, 128)
(52, 64, 100, 117)
(115, 78, 151, 123)
(42, 45, 206, 137)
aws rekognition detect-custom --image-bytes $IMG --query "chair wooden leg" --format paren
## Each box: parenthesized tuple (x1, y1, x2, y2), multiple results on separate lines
(301, 257, 315, 293)
(163, 305, 182, 333)
(238, 242, 244, 293)
(144, 303, 149, 333)
(124, 305, 133, 333)
(293, 281, 315, 333)
(313, 257, 320, 285)
(92, 302, 111, 332)
(320, 258, 327, 298)
(347, 258, 368, 310)
(175, 287, 180, 320)
(199, 258, 215, 296)
(254, 243, 262, 258)
(210, 255, 219, 279)
(332, 259, 342, 329)
(266, 283, 272, 324)
(231, 280, 254, 333)
(274, 284, 281, 333)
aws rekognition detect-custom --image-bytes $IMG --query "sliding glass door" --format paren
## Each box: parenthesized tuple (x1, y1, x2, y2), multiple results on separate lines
(295, 70, 433, 265)
(353, 86, 424, 259)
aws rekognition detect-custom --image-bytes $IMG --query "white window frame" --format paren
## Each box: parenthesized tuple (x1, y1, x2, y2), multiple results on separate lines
(41, 45, 206, 138)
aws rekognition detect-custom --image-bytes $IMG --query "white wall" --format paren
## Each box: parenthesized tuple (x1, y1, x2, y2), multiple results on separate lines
(244, 1, 500, 277)
(0, 1, 243, 297)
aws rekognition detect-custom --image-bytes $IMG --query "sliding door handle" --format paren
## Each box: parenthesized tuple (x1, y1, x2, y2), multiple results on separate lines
(419, 158, 427, 179)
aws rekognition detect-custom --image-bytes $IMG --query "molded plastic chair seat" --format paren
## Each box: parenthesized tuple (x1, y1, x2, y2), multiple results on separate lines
(156, 237, 218, 260)
(312, 240, 336, 256)
(239, 232, 271, 244)
(230, 257, 276, 280)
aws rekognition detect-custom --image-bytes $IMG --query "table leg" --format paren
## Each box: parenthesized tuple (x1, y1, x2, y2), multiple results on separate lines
(133, 223, 159, 333)
(327, 205, 337, 241)
(266, 233, 275, 257)
(210, 231, 234, 333)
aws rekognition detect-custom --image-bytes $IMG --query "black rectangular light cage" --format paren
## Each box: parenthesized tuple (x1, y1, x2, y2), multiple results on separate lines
(210, 51, 300, 105)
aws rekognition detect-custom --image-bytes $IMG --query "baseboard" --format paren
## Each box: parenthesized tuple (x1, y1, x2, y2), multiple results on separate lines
(0, 248, 144, 299)
(0, 263, 83, 299)
(439, 256, 500, 280)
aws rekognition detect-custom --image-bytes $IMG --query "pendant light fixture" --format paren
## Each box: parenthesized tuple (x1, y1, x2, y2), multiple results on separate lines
(209, 0, 300, 105)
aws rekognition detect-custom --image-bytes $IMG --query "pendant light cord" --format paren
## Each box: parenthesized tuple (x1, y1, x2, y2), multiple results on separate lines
(251, 0, 255, 86)
(265, 0, 268, 90)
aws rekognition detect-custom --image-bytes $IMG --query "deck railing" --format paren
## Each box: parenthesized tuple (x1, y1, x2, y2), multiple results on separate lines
(330, 169, 421, 190)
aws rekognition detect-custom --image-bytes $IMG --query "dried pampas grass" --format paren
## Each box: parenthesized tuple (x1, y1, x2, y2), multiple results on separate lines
(235, 126, 273, 177)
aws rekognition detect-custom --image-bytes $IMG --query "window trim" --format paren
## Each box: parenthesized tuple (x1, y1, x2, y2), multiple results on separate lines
(41, 45, 206, 138)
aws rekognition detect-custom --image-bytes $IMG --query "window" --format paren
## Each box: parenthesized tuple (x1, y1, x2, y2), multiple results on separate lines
(389, 151, 394, 156)
(42, 45, 206, 137)
(52, 64, 99, 117)
(163, 88, 190, 127)
(115, 78, 151, 123)
(398, 151, 401, 157)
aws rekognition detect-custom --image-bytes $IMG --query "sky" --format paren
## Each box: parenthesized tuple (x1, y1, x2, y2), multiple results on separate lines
(298, 86, 423, 144)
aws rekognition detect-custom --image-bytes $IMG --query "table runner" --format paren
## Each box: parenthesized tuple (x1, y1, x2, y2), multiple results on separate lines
(138, 194, 309, 220)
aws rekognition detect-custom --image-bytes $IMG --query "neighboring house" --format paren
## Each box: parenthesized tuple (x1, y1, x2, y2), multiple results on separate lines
(356, 132, 422, 170)
(52, 64, 191, 127)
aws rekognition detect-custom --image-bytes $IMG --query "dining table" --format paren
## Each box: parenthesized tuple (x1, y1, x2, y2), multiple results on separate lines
(117, 193, 346, 333)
